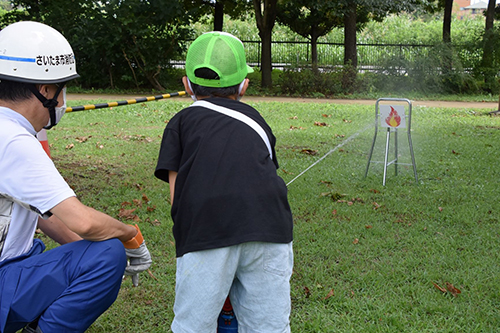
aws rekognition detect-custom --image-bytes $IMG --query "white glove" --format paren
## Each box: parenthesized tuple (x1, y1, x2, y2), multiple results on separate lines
(124, 241, 152, 276)
(122, 225, 152, 287)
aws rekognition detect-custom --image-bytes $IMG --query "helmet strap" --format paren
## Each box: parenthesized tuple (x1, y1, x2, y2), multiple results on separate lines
(28, 83, 65, 129)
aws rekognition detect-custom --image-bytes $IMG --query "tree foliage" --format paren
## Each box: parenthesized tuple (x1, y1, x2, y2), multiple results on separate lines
(480, 0, 500, 91)
(2, 0, 196, 90)
(0, 0, 11, 10)
(274, 0, 440, 92)
(184, 0, 253, 31)
(1, 0, 496, 93)
(328, 0, 430, 90)
(277, 0, 341, 69)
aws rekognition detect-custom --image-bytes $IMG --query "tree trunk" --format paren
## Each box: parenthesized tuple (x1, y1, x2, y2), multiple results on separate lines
(214, 1, 224, 31)
(260, 29, 273, 88)
(343, 2, 357, 91)
(122, 49, 139, 88)
(311, 27, 318, 72)
(253, 0, 277, 89)
(443, 0, 453, 43)
(108, 66, 114, 89)
(485, 0, 495, 32)
(442, 0, 454, 73)
(343, 2, 357, 68)
(482, 0, 497, 91)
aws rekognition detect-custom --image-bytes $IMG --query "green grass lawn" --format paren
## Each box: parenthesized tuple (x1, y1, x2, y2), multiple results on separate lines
(41, 97, 500, 332)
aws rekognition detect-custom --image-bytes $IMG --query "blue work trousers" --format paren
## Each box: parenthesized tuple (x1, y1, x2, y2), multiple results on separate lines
(0, 238, 127, 333)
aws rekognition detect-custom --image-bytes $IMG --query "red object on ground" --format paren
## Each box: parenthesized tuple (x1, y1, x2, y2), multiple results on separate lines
(37, 129, 51, 158)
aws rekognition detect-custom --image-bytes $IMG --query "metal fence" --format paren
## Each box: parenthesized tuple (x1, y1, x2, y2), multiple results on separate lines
(171, 40, 481, 71)
(243, 40, 436, 69)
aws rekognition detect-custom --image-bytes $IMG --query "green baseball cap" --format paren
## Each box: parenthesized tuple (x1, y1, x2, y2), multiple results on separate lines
(186, 31, 254, 88)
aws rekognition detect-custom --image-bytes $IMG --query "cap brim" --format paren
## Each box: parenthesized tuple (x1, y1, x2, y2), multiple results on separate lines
(247, 65, 254, 74)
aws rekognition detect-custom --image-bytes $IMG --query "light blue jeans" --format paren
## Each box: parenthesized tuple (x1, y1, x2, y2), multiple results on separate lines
(172, 242, 293, 333)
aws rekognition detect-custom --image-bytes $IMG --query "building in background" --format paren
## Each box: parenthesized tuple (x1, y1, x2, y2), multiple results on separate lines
(455, 0, 500, 19)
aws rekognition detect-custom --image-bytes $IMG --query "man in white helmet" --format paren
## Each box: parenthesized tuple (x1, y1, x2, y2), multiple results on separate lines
(0, 21, 152, 333)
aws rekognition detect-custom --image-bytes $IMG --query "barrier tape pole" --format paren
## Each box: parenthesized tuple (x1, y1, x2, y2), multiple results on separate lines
(66, 91, 187, 113)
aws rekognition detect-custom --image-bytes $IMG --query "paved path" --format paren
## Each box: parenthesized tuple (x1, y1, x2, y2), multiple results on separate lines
(67, 93, 500, 110)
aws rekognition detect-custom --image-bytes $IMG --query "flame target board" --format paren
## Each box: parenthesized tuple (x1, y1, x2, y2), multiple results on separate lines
(380, 105, 406, 128)
(365, 98, 417, 185)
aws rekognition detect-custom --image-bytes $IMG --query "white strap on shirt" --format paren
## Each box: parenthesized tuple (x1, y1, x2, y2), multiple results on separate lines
(190, 100, 273, 159)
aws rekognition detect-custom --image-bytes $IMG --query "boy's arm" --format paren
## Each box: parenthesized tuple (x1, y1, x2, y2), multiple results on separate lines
(168, 170, 178, 205)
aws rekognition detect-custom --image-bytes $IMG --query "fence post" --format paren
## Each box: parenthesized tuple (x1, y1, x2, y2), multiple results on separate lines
(307, 41, 309, 63)
(258, 41, 262, 70)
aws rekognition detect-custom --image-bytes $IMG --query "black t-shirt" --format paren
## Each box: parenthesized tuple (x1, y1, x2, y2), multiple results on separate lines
(155, 98, 293, 257)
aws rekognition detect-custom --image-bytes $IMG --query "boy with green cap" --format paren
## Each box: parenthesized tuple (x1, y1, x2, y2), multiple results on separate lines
(155, 31, 293, 332)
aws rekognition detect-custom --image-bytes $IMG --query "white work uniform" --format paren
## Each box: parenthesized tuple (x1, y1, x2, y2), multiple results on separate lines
(0, 106, 127, 333)
(0, 106, 75, 261)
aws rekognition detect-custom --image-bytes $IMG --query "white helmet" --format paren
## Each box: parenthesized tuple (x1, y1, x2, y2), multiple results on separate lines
(0, 21, 79, 84)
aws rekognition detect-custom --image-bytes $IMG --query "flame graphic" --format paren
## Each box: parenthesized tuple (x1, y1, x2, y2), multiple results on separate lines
(385, 106, 401, 127)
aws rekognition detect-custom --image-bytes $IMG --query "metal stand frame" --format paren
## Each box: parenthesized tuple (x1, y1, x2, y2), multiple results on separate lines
(365, 98, 418, 186)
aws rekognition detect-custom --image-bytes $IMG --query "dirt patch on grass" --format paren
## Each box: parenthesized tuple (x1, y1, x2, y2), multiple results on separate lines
(52, 156, 125, 200)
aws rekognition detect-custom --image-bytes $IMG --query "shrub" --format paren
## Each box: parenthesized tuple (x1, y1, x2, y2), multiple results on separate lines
(277, 66, 347, 97)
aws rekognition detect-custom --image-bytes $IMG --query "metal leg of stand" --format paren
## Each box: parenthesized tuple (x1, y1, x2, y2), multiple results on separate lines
(383, 128, 390, 186)
(408, 125, 418, 183)
(365, 100, 380, 178)
(394, 128, 398, 176)
(365, 128, 378, 178)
